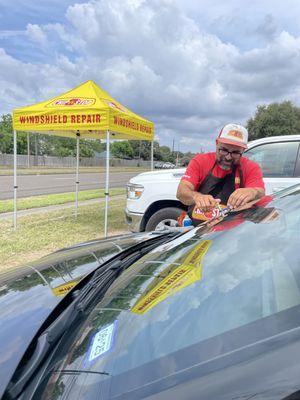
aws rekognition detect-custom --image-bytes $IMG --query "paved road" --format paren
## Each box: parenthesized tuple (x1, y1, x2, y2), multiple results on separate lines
(0, 172, 139, 199)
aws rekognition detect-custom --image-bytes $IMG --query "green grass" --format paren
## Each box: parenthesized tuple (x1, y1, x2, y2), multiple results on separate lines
(0, 188, 126, 213)
(0, 166, 148, 175)
(0, 197, 129, 271)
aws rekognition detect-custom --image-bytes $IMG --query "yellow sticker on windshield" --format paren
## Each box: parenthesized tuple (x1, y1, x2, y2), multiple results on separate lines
(51, 279, 80, 297)
(131, 240, 212, 315)
(181, 240, 212, 267)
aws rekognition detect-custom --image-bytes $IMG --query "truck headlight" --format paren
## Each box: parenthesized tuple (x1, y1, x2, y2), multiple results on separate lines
(126, 183, 144, 199)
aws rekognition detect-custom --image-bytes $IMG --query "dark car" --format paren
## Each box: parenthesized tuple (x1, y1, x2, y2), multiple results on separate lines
(1, 185, 300, 399)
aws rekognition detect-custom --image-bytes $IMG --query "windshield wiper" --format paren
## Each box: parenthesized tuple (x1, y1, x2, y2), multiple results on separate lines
(6, 295, 84, 399)
(5, 266, 119, 399)
(76, 247, 149, 311)
(54, 369, 110, 376)
(6, 232, 179, 399)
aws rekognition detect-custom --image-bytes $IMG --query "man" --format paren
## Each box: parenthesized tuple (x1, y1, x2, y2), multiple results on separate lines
(176, 123, 265, 222)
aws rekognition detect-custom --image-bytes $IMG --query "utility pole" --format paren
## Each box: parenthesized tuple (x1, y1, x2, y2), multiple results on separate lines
(172, 138, 175, 154)
(176, 142, 179, 166)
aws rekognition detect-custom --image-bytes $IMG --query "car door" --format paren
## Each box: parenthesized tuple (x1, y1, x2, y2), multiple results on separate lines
(245, 140, 300, 194)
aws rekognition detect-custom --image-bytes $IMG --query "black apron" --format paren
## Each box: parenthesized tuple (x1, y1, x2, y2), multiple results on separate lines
(188, 161, 243, 223)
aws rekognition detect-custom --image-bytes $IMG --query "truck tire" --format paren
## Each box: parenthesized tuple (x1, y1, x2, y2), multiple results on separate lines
(145, 207, 184, 231)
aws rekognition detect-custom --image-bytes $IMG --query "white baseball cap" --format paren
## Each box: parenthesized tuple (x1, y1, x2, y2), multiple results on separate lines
(217, 123, 248, 149)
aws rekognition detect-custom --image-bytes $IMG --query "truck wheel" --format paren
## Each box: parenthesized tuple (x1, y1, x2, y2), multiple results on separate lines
(145, 207, 184, 231)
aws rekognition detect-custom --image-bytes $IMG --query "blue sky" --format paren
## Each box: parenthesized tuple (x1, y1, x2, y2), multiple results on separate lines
(1, 0, 300, 152)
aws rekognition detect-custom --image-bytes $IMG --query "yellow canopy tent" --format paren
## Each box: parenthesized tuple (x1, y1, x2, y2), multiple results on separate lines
(12, 80, 154, 235)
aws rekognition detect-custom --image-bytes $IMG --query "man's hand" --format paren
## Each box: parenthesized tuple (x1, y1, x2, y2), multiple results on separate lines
(227, 188, 259, 209)
(192, 192, 220, 211)
(176, 180, 220, 211)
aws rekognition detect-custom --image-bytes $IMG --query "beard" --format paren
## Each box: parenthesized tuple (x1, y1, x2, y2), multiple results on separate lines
(218, 157, 235, 170)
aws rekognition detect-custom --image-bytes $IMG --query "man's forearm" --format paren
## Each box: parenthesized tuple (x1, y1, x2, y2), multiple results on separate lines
(177, 186, 196, 205)
(177, 182, 220, 210)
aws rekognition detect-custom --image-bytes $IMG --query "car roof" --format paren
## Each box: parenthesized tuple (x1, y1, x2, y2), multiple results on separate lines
(248, 134, 300, 149)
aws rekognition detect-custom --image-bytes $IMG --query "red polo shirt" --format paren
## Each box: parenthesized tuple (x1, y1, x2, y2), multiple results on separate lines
(181, 152, 265, 191)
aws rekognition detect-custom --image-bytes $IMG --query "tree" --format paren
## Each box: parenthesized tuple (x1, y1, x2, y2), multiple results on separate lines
(129, 140, 142, 158)
(128, 140, 162, 160)
(142, 141, 162, 161)
(247, 101, 300, 140)
(111, 141, 134, 159)
(0, 114, 13, 153)
(180, 151, 197, 166)
(157, 145, 176, 163)
(0, 114, 28, 154)
(80, 139, 104, 158)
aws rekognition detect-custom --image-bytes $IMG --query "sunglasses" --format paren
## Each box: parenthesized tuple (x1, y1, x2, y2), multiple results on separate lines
(218, 147, 243, 158)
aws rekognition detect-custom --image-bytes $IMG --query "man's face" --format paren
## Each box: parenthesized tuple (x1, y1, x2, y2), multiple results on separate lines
(216, 142, 244, 170)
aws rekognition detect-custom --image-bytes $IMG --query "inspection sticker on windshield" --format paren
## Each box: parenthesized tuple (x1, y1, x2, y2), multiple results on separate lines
(87, 321, 117, 364)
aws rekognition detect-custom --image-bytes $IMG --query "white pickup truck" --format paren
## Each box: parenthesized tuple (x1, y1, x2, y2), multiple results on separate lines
(125, 135, 300, 232)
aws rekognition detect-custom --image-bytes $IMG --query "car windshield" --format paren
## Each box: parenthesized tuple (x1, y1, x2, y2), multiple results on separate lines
(38, 187, 300, 399)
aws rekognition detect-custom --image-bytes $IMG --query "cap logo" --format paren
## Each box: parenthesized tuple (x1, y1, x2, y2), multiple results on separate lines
(228, 130, 243, 140)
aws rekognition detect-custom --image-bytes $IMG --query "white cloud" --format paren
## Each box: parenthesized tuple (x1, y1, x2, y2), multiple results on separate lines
(26, 23, 48, 46)
(2, 0, 300, 151)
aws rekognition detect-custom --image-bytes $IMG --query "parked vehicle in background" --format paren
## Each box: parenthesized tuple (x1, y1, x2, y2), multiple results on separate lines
(125, 135, 300, 232)
(162, 161, 175, 169)
(154, 162, 175, 169)
(2, 185, 300, 399)
(154, 161, 164, 169)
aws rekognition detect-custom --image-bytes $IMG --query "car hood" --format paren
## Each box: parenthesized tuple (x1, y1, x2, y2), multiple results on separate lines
(0, 231, 165, 398)
(35, 186, 300, 400)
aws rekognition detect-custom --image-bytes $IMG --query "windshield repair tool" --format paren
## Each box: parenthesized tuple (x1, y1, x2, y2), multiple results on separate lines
(209, 198, 264, 223)
(216, 203, 233, 218)
(191, 198, 263, 227)
(192, 203, 232, 224)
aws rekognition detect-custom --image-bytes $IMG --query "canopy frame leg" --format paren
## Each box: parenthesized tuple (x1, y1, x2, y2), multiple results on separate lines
(151, 140, 154, 171)
(27, 132, 30, 168)
(75, 133, 80, 218)
(13, 129, 18, 230)
(104, 130, 110, 238)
